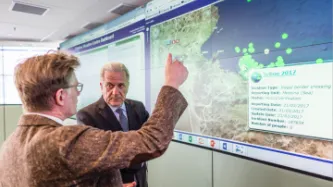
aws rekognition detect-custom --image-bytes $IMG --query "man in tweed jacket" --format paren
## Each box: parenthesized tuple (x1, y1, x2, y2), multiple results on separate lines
(0, 52, 188, 187)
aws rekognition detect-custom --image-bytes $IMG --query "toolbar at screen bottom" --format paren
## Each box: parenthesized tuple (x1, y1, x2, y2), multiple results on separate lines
(173, 131, 247, 156)
(172, 130, 333, 178)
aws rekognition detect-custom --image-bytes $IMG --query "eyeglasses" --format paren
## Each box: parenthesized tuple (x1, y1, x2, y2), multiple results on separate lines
(65, 83, 84, 92)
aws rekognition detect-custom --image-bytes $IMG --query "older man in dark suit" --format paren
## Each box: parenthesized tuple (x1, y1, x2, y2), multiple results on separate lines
(0, 52, 188, 187)
(77, 62, 150, 187)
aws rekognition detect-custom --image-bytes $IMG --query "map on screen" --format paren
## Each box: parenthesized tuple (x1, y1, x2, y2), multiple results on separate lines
(149, 1, 332, 160)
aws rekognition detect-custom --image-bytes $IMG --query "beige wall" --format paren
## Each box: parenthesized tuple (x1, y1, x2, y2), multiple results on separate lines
(148, 141, 213, 187)
(4, 105, 23, 137)
(213, 151, 332, 187)
(0, 105, 23, 146)
(148, 141, 333, 187)
(0, 106, 4, 146)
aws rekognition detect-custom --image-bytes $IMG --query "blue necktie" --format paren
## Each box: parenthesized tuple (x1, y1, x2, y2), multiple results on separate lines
(116, 108, 129, 132)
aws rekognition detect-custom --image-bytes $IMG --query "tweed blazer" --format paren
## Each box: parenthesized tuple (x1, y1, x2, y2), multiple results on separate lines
(0, 86, 187, 187)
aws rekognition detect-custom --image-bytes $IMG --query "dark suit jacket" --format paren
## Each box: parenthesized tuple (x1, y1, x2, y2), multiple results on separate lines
(77, 97, 149, 186)
(0, 86, 187, 187)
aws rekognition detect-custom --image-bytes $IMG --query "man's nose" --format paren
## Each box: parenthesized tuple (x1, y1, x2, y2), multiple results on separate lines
(111, 86, 120, 95)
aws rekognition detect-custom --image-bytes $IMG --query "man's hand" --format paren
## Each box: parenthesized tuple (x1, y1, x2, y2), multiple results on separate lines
(164, 53, 188, 89)
(123, 181, 136, 187)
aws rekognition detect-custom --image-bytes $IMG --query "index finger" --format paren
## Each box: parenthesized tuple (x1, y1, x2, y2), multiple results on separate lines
(167, 53, 172, 65)
(174, 59, 183, 65)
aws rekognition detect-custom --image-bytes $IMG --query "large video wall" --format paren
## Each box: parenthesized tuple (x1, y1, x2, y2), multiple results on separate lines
(60, 0, 332, 179)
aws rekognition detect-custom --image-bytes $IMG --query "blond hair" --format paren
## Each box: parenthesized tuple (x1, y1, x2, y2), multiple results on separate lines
(14, 51, 80, 112)
(100, 62, 130, 83)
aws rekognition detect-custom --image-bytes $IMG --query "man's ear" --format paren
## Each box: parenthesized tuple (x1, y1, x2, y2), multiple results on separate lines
(55, 88, 66, 106)
(125, 82, 130, 94)
(125, 86, 129, 95)
(100, 82, 103, 91)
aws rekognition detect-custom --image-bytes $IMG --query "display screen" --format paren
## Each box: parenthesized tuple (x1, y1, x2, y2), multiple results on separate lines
(61, 0, 332, 179)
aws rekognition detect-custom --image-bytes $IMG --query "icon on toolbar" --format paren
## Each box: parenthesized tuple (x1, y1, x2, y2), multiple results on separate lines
(233, 144, 246, 156)
(198, 137, 205, 145)
(210, 140, 216, 148)
(178, 133, 183, 141)
(235, 146, 243, 154)
(188, 136, 193, 143)
(223, 143, 227, 150)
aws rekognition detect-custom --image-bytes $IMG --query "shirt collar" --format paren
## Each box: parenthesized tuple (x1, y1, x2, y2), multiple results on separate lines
(25, 112, 64, 125)
(109, 103, 126, 113)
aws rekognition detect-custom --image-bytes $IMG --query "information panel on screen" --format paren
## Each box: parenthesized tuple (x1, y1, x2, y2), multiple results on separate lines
(60, 0, 333, 179)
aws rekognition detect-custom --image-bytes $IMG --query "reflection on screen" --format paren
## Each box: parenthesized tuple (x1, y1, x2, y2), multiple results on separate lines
(75, 33, 146, 110)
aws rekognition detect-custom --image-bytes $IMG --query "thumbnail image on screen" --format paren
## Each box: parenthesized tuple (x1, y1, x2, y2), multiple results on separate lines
(149, 0, 332, 160)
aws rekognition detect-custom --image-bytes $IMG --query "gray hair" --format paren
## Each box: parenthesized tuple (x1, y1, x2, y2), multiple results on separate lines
(100, 62, 130, 82)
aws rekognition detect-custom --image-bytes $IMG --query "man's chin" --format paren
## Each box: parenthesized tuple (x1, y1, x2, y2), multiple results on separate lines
(110, 101, 122, 107)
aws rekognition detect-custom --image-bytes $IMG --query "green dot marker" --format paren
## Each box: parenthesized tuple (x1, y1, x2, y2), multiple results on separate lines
(248, 47, 255, 53)
(277, 56, 284, 62)
(247, 0, 252, 2)
(286, 48, 292, 54)
(316, 58, 324, 64)
(248, 42, 254, 47)
(282, 33, 289, 40)
(276, 61, 285, 67)
(275, 42, 281, 48)
(235, 46, 241, 53)
(243, 48, 247, 53)
(267, 62, 275, 68)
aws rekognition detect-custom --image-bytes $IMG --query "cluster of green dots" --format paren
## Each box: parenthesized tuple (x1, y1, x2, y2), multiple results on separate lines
(235, 32, 325, 80)
(267, 56, 285, 68)
(275, 33, 291, 53)
(235, 42, 255, 54)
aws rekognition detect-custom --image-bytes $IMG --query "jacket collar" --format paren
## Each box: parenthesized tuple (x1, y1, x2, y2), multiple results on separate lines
(96, 96, 137, 131)
(18, 114, 62, 127)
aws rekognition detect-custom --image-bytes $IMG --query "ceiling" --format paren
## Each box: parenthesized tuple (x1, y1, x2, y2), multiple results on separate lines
(0, 0, 150, 45)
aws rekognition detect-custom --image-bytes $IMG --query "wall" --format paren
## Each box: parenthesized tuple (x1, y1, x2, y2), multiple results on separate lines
(0, 106, 4, 146)
(148, 141, 333, 187)
(0, 105, 23, 145)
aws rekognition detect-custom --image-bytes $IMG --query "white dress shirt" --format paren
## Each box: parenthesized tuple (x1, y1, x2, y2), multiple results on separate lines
(109, 103, 127, 121)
